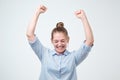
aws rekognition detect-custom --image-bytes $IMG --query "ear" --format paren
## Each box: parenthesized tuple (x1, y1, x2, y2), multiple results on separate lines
(67, 36, 70, 43)
(51, 38, 53, 43)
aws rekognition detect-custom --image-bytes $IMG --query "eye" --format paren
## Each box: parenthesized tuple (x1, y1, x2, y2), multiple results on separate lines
(61, 40, 65, 43)
(54, 40, 58, 43)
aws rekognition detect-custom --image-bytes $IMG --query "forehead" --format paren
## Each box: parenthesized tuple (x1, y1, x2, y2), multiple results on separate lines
(53, 32, 67, 40)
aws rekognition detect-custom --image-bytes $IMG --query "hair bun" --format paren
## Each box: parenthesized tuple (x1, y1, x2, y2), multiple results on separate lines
(56, 22, 64, 28)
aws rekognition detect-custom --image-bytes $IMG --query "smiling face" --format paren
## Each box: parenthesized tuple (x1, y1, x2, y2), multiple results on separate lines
(51, 32, 69, 54)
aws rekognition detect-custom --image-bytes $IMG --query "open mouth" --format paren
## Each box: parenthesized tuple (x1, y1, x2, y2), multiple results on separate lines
(56, 45, 65, 50)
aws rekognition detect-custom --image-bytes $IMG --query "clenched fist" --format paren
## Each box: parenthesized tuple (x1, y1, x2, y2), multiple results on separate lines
(36, 5, 47, 14)
(75, 10, 87, 20)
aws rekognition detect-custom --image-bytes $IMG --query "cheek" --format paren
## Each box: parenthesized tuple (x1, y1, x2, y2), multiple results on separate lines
(54, 44, 57, 47)
(52, 43, 58, 47)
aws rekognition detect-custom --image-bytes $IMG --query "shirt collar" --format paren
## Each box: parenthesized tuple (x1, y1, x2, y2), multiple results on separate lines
(52, 49, 70, 56)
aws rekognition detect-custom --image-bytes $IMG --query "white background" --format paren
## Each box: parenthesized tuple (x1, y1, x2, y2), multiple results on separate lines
(0, 0, 120, 80)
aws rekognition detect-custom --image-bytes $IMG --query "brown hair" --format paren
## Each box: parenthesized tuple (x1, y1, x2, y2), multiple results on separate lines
(51, 22, 69, 39)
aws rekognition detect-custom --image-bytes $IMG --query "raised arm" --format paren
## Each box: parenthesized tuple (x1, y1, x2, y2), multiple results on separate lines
(75, 10, 94, 46)
(26, 5, 47, 41)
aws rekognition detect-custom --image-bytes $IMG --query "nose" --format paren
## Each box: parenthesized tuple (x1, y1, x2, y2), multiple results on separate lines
(58, 42, 62, 46)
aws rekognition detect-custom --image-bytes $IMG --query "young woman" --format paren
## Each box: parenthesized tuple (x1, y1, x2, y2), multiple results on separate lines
(26, 5, 94, 80)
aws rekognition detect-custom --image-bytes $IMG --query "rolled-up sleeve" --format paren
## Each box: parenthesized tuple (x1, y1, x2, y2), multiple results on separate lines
(74, 42, 93, 66)
(28, 36, 46, 61)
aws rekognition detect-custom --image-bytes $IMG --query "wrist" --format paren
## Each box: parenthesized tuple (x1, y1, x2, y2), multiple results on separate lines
(80, 15, 87, 21)
(80, 17, 89, 24)
(35, 11, 41, 17)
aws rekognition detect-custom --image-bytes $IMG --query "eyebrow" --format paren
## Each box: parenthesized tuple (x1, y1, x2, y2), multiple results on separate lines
(54, 39, 65, 41)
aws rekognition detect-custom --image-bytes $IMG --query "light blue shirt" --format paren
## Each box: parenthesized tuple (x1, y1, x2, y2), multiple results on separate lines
(29, 36, 92, 80)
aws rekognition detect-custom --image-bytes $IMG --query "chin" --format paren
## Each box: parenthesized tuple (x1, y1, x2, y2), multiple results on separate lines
(56, 50, 65, 54)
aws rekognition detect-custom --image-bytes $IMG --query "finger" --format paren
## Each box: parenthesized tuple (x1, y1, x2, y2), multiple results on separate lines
(41, 6, 47, 11)
(75, 10, 81, 15)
